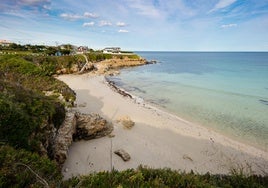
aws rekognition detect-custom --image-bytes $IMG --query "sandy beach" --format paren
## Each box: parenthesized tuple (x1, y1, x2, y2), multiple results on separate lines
(58, 74, 268, 179)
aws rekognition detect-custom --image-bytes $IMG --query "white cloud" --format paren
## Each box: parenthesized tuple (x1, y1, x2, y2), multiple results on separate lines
(127, 0, 161, 18)
(60, 13, 83, 21)
(116, 22, 127, 27)
(0, 0, 51, 12)
(83, 22, 95, 27)
(84, 12, 98, 18)
(99, 20, 112, 26)
(221, 23, 237, 28)
(19, 0, 50, 6)
(60, 11, 98, 21)
(118, 29, 129, 33)
(209, 0, 236, 13)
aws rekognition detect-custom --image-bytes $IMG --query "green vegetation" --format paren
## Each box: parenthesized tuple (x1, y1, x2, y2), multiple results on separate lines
(64, 166, 268, 188)
(0, 55, 76, 151)
(0, 81, 60, 150)
(0, 146, 61, 188)
(0, 55, 75, 100)
(0, 43, 72, 55)
(85, 52, 113, 61)
(117, 54, 140, 59)
(23, 55, 84, 75)
(0, 54, 74, 186)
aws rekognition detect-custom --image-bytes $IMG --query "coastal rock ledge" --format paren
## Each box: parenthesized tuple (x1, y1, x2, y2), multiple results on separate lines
(53, 111, 113, 165)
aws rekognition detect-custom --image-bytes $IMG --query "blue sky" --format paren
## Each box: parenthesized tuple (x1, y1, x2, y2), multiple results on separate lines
(1, 0, 268, 51)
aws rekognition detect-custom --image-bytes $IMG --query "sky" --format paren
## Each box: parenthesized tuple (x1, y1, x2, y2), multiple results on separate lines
(0, 0, 268, 51)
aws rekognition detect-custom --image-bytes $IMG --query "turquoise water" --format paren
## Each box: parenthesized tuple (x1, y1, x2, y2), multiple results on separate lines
(108, 52, 268, 151)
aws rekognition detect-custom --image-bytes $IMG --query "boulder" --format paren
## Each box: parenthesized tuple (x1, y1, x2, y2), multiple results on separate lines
(74, 113, 113, 140)
(114, 149, 131, 161)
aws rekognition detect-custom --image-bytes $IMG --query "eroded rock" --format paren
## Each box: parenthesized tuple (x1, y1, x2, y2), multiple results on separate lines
(74, 113, 113, 140)
(53, 111, 77, 165)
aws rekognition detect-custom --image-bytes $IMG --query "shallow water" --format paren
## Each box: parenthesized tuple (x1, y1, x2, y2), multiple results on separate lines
(108, 52, 268, 151)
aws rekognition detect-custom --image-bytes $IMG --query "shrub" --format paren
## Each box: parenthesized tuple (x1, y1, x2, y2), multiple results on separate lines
(63, 166, 268, 187)
(0, 55, 71, 152)
(0, 146, 62, 187)
(0, 80, 65, 151)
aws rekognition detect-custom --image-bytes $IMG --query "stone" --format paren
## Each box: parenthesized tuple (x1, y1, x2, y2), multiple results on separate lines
(116, 115, 135, 129)
(183, 154, 193, 162)
(114, 149, 131, 161)
(74, 113, 113, 140)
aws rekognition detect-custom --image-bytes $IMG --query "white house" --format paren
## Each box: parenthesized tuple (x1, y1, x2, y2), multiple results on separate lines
(0, 40, 12, 47)
(103, 47, 121, 54)
(77, 46, 88, 54)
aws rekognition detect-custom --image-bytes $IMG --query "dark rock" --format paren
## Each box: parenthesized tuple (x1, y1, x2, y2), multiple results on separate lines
(106, 79, 132, 98)
(259, 99, 268, 105)
(146, 60, 157, 64)
(114, 149, 131, 161)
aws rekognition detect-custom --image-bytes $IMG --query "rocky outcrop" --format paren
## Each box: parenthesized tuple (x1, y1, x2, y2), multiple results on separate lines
(53, 111, 77, 165)
(93, 58, 147, 75)
(52, 112, 113, 165)
(51, 111, 113, 165)
(56, 63, 95, 74)
(114, 149, 131, 161)
(74, 113, 113, 140)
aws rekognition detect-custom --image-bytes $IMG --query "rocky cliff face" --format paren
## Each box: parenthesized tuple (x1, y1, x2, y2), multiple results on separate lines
(52, 111, 77, 165)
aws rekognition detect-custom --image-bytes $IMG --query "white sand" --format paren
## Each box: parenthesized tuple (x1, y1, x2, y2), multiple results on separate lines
(58, 74, 268, 179)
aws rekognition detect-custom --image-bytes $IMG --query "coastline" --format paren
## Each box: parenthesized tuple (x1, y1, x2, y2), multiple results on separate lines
(58, 74, 268, 179)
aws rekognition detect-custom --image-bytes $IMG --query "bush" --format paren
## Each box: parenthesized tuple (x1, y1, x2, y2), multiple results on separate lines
(0, 146, 62, 187)
(0, 55, 72, 152)
(0, 55, 43, 76)
(63, 166, 268, 188)
(86, 52, 112, 62)
(0, 80, 65, 151)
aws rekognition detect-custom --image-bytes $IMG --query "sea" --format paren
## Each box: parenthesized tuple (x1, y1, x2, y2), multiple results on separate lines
(107, 52, 268, 152)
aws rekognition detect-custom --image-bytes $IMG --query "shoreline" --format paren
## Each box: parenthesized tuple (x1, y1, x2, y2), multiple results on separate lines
(105, 76, 267, 153)
(58, 74, 268, 179)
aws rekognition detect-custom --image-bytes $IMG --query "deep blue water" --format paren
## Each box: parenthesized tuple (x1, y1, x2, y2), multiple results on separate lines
(109, 52, 268, 151)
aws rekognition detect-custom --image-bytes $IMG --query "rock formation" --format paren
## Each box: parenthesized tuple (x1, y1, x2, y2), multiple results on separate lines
(53, 111, 77, 165)
(51, 111, 113, 165)
(74, 113, 113, 140)
(114, 149, 131, 161)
